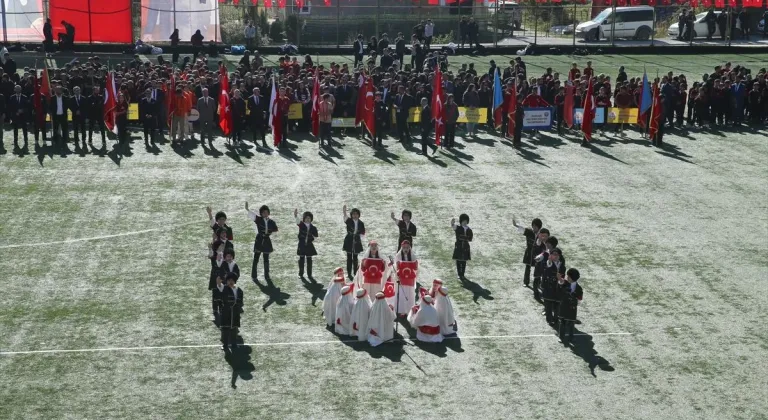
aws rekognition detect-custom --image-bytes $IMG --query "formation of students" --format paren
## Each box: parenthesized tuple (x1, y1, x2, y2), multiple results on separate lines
(513, 216, 583, 343)
(203, 203, 588, 349)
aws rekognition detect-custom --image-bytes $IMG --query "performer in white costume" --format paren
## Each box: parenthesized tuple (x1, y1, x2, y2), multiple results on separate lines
(354, 241, 389, 299)
(434, 286, 458, 337)
(350, 289, 372, 341)
(393, 240, 418, 316)
(408, 295, 443, 343)
(367, 291, 395, 347)
(334, 285, 355, 335)
(323, 274, 346, 327)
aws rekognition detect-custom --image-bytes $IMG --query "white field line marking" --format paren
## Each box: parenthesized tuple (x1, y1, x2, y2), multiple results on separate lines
(0, 332, 633, 356)
(0, 216, 232, 250)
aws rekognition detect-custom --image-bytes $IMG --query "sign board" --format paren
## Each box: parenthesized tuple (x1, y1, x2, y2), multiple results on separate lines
(522, 107, 553, 129)
(573, 107, 606, 125)
(606, 107, 639, 124)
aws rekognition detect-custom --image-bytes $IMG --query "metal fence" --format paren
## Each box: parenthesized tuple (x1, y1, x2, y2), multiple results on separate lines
(1, 0, 765, 48)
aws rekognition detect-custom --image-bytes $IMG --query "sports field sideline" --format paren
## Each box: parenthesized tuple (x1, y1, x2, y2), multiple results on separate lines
(0, 53, 767, 419)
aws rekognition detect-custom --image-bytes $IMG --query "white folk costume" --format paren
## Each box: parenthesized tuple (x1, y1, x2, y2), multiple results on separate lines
(354, 242, 390, 300)
(407, 295, 443, 343)
(334, 285, 355, 335)
(394, 246, 418, 316)
(429, 279, 444, 298)
(434, 286, 458, 336)
(323, 275, 346, 327)
(350, 289, 372, 341)
(367, 291, 396, 347)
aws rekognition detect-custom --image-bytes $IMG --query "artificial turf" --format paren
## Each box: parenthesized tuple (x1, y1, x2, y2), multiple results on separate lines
(0, 53, 766, 419)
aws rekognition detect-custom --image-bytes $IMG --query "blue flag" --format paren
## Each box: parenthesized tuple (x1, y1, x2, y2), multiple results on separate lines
(639, 71, 652, 115)
(493, 69, 504, 129)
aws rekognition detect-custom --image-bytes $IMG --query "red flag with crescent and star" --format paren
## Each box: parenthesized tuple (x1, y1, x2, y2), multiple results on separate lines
(432, 68, 444, 146)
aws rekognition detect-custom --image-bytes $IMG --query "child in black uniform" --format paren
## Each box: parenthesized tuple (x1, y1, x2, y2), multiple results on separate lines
(451, 214, 473, 281)
(342, 204, 366, 279)
(206, 206, 233, 241)
(391, 209, 417, 251)
(246, 201, 278, 285)
(211, 272, 226, 325)
(208, 228, 233, 290)
(295, 208, 319, 280)
(558, 268, 583, 343)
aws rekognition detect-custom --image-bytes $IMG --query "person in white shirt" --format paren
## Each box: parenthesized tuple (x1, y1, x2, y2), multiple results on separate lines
(424, 19, 435, 50)
(246, 201, 278, 285)
(244, 21, 257, 49)
(220, 273, 244, 352)
(211, 273, 226, 324)
(342, 204, 366, 279)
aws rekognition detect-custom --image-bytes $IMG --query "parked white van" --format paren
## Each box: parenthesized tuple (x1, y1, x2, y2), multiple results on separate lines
(575, 6, 655, 41)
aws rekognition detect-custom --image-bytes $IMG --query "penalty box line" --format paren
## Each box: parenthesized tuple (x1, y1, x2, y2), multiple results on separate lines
(0, 332, 633, 356)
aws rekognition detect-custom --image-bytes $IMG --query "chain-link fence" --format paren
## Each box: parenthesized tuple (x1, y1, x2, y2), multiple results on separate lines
(1, 0, 765, 48)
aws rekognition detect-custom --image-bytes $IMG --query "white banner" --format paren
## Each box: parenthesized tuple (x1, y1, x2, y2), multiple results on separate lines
(522, 107, 553, 129)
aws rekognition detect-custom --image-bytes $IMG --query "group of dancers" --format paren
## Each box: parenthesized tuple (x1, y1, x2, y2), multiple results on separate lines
(203, 205, 585, 351)
(203, 205, 465, 350)
(514, 216, 584, 343)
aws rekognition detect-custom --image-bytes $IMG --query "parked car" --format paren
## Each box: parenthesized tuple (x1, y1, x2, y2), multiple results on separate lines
(668, 11, 722, 39)
(575, 6, 655, 41)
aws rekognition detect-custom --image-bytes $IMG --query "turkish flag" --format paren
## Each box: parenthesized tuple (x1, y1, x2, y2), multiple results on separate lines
(505, 85, 517, 137)
(103, 71, 118, 134)
(432, 68, 444, 146)
(564, 82, 574, 128)
(397, 261, 418, 287)
(383, 282, 396, 298)
(363, 78, 376, 138)
(310, 68, 320, 137)
(581, 78, 595, 143)
(362, 258, 386, 284)
(218, 68, 232, 136)
(715, 0, 724, 7)
(649, 85, 662, 140)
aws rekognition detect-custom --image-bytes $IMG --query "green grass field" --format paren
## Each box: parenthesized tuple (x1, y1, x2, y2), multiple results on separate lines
(1, 53, 768, 419)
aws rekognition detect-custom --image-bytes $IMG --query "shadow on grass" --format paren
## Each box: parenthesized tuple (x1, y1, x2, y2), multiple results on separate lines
(655, 142, 696, 164)
(569, 329, 615, 377)
(460, 278, 494, 303)
(300, 276, 326, 306)
(252, 279, 291, 311)
(224, 335, 255, 389)
(332, 325, 406, 363)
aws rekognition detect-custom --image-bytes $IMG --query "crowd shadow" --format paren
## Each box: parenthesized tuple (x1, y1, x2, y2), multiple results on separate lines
(318, 144, 345, 165)
(224, 335, 255, 389)
(512, 142, 550, 168)
(463, 134, 497, 147)
(460, 278, 495, 303)
(335, 327, 406, 363)
(535, 132, 568, 149)
(299, 276, 326, 306)
(567, 328, 616, 377)
(201, 140, 224, 158)
(655, 142, 696, 164)
(253, 279, 291, 311)
(586, 141, 628, 165)
(373, 146, 401, 165)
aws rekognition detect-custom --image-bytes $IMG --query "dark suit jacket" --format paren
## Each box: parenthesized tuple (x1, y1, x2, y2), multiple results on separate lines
(7, 94, 29, 120)
(68, 95, 88, 120)
(139, 98, 158, 123)
(247, 95, 265, 124)
(88, 94, 104, 119)
(420, 105, 432, 131)
(48, 95, 69, 118)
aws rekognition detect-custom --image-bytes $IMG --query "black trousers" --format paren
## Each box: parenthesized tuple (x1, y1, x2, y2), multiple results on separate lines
(89, 118, 106, 142)
(445, 123, 456, 147)
(252, 252, 270, 280)
(396, 116, 410, 141)
(523, 265, 531, 286)
(533, 277, 541, 299)
(346, 253, 359, 277)
(544, 300, 557, 324)
(421, 129, 435, 154)
(299, 256, 313, 277)
(455, 260, 467, 279)
(12, 117, 28, 144)
(320, 122, 332, 144)
(559, 319, 575, 340)
(252, 121, 266, 144)
(232, 120, 244, 142)
(33, 120, 47, 142)
(143, 120, 156, 142)
(221, 327, 238, 347)
(72, 117, 86, 142)
(52, 115, 68, 143)
(354, 53, 364, 68)
(117, 117, 128, 144)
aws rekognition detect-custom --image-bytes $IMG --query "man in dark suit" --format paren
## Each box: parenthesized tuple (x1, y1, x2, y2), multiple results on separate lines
(377, 34, 389, 55)
(69, 86, 87, 149)
(247, 87, 267, 148)
(87, 86, 105, 145)
(2, 53, 18, 82)
(353, 34, 365, 69)
(418, 98, 434, 155)
(49, 84, 69, 146)
(151, 81, 166, 139)
(197, 87, 216, 145)
(393, 85, 412, 143)
(139, 88, 157, 145)
(8, 85, 29, 148)
(231, 89, 247, 147)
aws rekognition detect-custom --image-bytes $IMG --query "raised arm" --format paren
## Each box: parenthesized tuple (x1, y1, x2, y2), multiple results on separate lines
(450, 218, 457, 230)
(512, 215, 525, 234)
(391, 211, 399, 226)
(294, 208, 300, 225)
(342, 204, 348, 222)
(245, 201, 257, 222)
